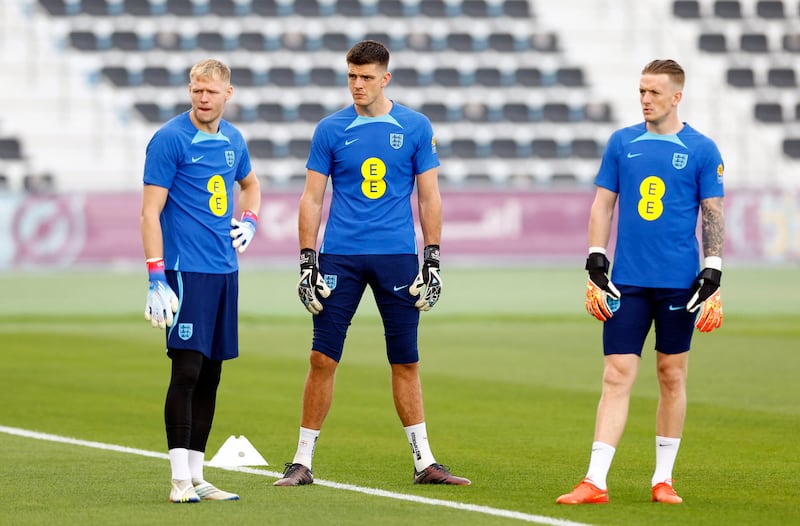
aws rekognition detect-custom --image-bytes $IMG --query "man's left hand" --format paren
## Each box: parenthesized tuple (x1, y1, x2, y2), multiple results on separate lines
(687, 265, 723, 332)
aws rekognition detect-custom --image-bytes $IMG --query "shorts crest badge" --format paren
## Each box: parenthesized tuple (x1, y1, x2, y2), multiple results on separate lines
(324, 274, 337, 291)
(178, 323, 193, 341)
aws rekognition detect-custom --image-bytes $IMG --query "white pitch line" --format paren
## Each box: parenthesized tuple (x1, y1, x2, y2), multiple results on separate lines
(0, 425, 594, 526)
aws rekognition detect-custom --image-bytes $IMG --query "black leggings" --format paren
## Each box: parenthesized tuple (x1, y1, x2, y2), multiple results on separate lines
(164, 349, 222, 452)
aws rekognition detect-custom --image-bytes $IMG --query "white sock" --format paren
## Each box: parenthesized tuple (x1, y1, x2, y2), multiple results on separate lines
(188, 450, 205, 483)
(652, 435, 681, 486)
(404, 423, 436, 472)
(168, 448, 191, 481)
(292, 427, 320, 469)
(585, 441, 615, 490)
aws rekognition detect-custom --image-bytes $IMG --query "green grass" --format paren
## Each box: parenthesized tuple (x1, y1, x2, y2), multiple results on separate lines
(0, 267, 798, 526)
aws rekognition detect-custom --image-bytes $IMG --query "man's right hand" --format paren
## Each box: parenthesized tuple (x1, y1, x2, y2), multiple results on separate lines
(297, 248, 331, 315)
(144, 258, 179, 329)
(584, 251, 621, 322)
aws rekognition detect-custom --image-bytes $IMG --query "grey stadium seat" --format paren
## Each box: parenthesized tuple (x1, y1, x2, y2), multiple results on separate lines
(727, 67, 755, 87)
(756, 0, 785, 18)
(767, 68, 797, 87)
(754, 102, 784, 123)
(673, 0, 700, 18)
(713, 0, 742, 18)
(741, 33, 769, 53)
(699, 33, 727, 53)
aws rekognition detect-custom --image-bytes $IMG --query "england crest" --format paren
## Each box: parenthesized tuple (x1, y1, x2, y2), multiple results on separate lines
(672, 153, 688, 169)
(324, 274, 337, 291)
(225, 150, 235, 167)
(178, 323, 193, 341)
(390, 133, 404, 150)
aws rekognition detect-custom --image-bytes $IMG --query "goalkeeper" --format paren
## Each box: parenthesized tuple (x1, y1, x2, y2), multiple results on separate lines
(557, 59, 725, 506)
(140, 59, 261, 504)
(274, 40, 469, 487)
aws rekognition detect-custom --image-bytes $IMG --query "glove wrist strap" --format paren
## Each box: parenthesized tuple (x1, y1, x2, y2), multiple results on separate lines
(242, 209, 258, 224)
(300, 248, 318, 267)
(423, 244, 440, 264)
(699, 267, 722, 286)
(585, 252, 609, 273)
(146, 258, 166, 280)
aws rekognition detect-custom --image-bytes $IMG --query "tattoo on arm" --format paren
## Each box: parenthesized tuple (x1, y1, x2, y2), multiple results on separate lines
(700, 197, 724, 258)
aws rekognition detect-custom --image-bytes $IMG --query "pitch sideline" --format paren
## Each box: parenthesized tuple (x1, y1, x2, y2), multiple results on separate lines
(1, 425, 593, 526)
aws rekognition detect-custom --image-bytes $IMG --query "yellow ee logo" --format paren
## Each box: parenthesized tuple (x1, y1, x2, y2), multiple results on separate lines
(638, 176, 664, 221)
(207, 175, 228, 216)
(361, 157, 387, 199)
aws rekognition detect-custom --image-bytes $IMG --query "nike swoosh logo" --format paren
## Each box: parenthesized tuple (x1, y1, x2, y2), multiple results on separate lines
(393, 284, 409, 291)
(192, 156, 204, 162)
(627, 152, 643, 158)
(668, 305, 684, 311)
(345, 139, 359, 146)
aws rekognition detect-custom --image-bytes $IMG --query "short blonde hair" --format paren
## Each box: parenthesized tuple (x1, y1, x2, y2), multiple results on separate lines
(641, 59, 685, 88)
(189, 59, 231, 84)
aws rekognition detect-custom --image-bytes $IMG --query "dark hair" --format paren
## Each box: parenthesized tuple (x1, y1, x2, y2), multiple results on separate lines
(641, 59, 685, 88)
(346, 40, 390, 68)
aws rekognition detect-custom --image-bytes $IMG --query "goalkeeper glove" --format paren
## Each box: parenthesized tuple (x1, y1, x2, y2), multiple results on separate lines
(409, 244, 441, 312)
(144, 258, 179, 329)
(585, 251, 621, 322)
(297, 248, 330, 315)
(686, 259, 723, 332)
(230, 209, 258, 253)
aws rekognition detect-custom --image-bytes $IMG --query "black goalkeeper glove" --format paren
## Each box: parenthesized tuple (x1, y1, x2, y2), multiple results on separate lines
(409, 244, 441, 311)
(686, 264, 723, 332)
(584, 251, 621, 322)
(297, 248, 331, 315)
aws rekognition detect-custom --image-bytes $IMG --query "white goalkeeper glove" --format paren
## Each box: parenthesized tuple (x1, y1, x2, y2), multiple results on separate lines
(585, 250, 621, 322)
(686, 258, 723, 333)
(230, 209, 258, 254)
(144, 258, 179, 329)
(297, 248, 330, 315)
(409, 244, 441, 311)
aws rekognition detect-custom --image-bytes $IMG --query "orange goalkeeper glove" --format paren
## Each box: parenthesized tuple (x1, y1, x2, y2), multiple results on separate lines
(686, 262, 723, 332)
(585, 251, 620, 322)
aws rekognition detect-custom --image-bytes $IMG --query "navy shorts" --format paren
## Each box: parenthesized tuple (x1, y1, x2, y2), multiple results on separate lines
(602, 285, 696, 356)
(313, 254, 421, 364)
(165, 270, 239, 361)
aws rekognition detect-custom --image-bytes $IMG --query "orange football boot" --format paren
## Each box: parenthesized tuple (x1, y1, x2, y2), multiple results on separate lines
(652, 480, 683, 504)
(556, 478, 609, 504)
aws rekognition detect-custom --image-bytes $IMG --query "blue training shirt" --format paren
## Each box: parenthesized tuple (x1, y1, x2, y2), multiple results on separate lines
(307, 102, 440, 255)
(595, 122, 724, 288)
(143, 112, 252, 273)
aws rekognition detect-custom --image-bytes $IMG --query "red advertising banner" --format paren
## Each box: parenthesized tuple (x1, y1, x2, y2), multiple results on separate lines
(0, 189, 797, 269)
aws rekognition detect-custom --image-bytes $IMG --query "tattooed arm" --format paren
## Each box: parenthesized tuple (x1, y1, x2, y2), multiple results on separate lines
(700, 197, 724, 258)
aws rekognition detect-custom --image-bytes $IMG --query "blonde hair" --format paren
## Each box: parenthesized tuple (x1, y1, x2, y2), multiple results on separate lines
(189, 59, 231, 84)
(641, 59, 685, 88)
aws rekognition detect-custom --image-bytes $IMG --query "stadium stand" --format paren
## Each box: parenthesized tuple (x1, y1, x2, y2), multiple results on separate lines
(16, 0, 618, 187)
(3, 0, 797, 190)
(666, 0, 800, 186)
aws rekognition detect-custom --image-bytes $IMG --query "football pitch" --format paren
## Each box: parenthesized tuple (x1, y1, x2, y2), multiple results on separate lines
(0, 266, 798, 526)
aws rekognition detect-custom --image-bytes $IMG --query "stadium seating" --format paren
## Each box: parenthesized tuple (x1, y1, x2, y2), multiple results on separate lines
(23, 0, 623, 187)
(677, 0, 800, 167)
